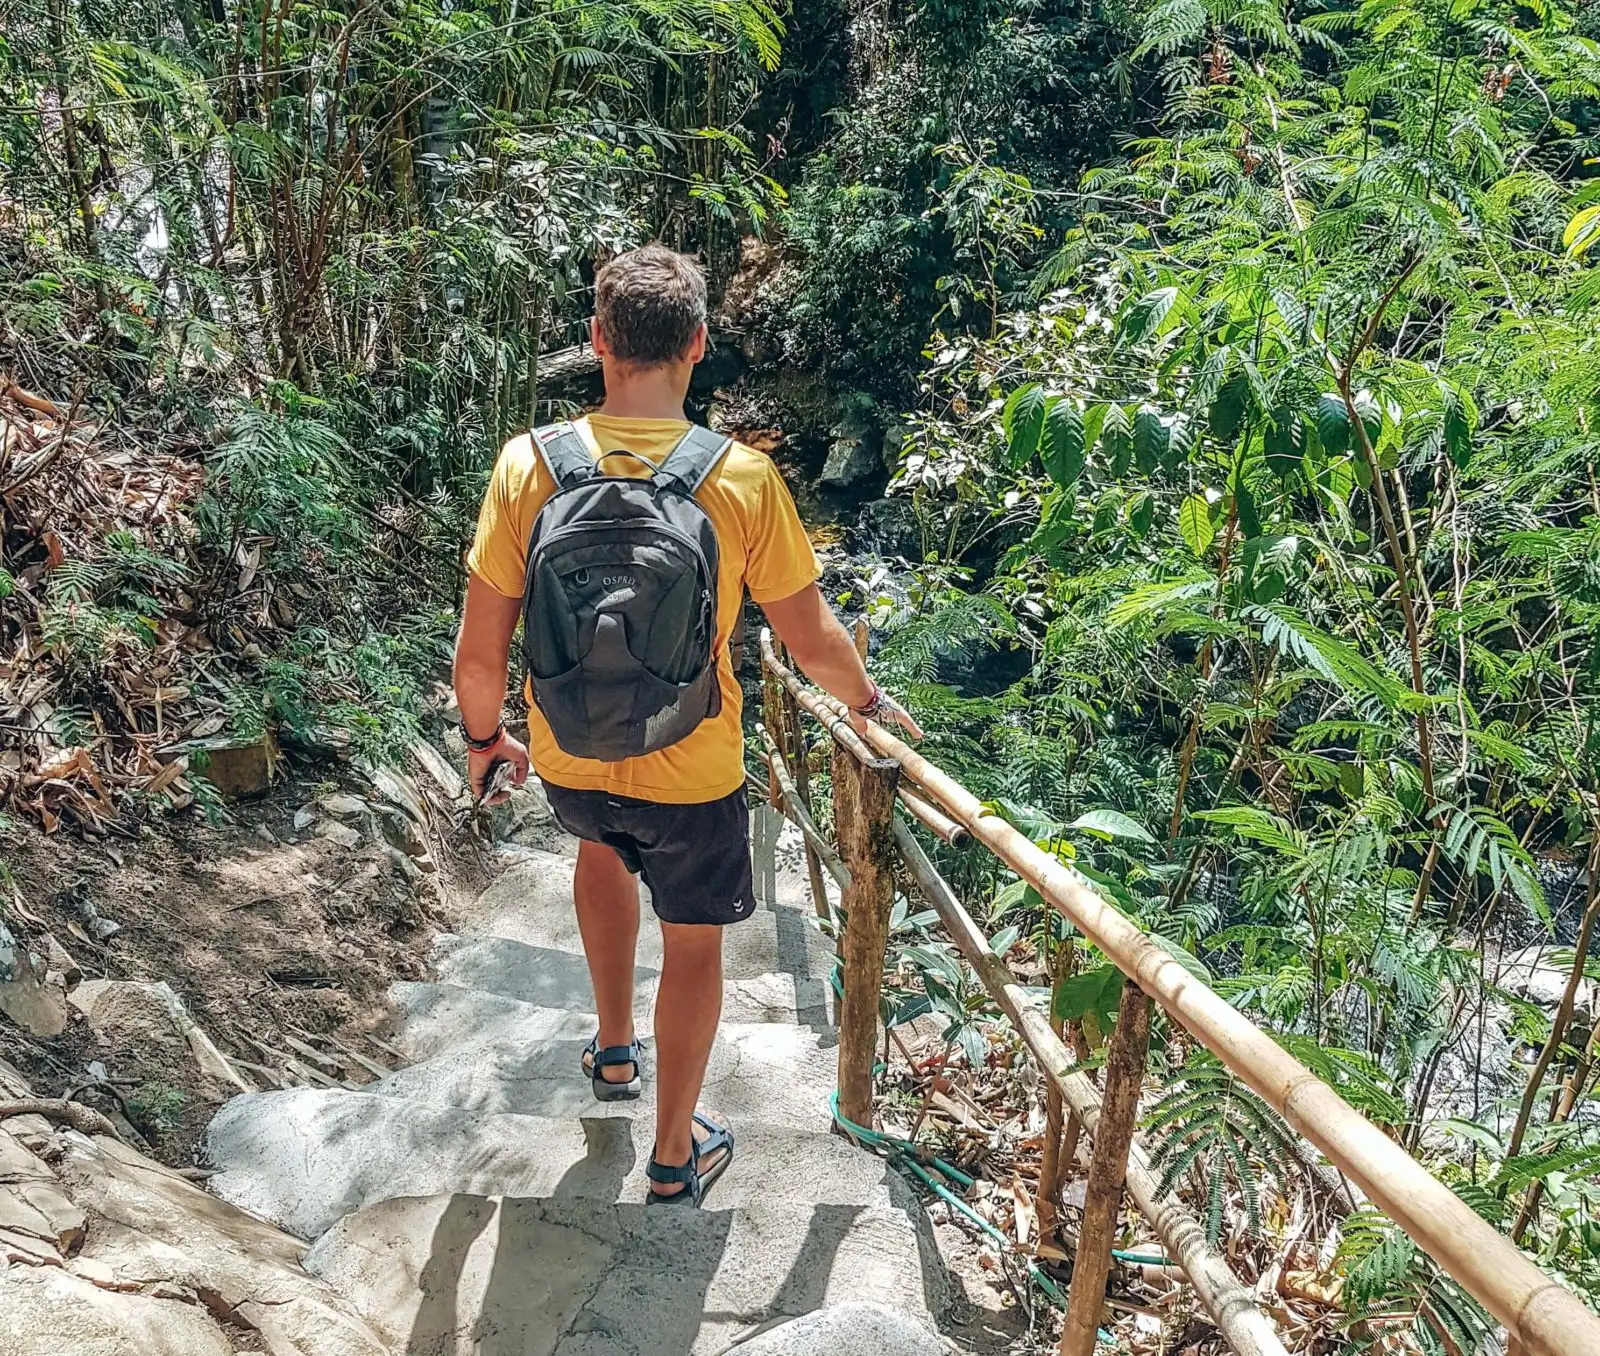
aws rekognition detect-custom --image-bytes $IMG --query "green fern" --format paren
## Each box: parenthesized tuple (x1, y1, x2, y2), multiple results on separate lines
(1144, 1054, 1301, 1241)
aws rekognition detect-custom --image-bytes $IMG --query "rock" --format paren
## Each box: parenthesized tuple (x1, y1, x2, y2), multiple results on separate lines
(156, 731, 280, 800)
(374, 805, 427, 860)
(0, 1177, 87, 1252)
(42, 933, 81, 988)
(293, 806, 316, 832)
(381, 846, 423, 883)
(0, 1224, 62, 1264)
(58, 1134, 390, 1355)
(255, 823, 279, 844)
(317, 820, 364, 851)
(880, 420, 912, 475)
(69, 1256, 132, 1291)
(729, 1304, 956, 1354)
(1500, 945, 1598, 1013)
(66, 980, 252, 1096)
(0, 920, 67, 1038)
(409, 737, 465, 802)
(368, 764, 426, 827)
(319, 794, 368, 819)
(850, 500, 922, 563)
(820, 436, 880, 489)
(0, 1263, 236, 1356)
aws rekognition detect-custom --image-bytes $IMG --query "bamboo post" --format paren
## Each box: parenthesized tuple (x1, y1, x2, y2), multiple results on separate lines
(1060, 979, 1152, 1356)
(832, 739, 900, 1129)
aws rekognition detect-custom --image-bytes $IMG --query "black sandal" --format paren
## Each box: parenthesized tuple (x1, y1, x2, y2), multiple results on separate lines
(646, 1113, 735, 1207)
(581, 1035, 642, 1102)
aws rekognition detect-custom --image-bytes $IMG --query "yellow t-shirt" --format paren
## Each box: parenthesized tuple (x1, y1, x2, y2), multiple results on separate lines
(467, 415, 821, 804)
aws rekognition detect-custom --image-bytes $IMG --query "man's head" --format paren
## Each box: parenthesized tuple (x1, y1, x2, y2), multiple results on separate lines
(592, 245, 708, 372)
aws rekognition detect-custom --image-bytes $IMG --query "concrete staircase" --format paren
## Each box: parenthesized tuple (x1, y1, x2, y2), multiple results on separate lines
(202, 807, 958, 1354)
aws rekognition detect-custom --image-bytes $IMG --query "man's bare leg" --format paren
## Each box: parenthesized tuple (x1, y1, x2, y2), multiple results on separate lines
(650, 921, 727, 1195)
(574, 840, 641, 1085)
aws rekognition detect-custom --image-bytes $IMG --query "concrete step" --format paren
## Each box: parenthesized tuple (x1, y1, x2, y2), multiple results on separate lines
(204, 1089, 916, 1243)
(461, 853, 836, 985)
(367, 1021, 838, 1132)
(390, 974, 834, 1067)
(723, 1304, 958, 1354)
(304, 1192, 947, 1355)
(431, 934, 656, 1013)
(432, 927, 836, 1026)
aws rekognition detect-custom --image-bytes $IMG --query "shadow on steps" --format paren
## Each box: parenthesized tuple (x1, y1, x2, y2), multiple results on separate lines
(307, 1192, 948, 1355)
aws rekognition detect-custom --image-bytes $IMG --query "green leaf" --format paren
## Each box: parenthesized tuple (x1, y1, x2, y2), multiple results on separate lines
(1351, 389, 1382, 450)
(1004, 384, 1047, 467)
(1314, 394, 1349, 457)
(1152, 934, 1212, 983)
(1070, 807, 1157, 843)
(1442, 385, 1475, 470)
(1100, 404, 1133, 476)
(1042, 401, 1086, 490)
(1093, 490, 1120, 535)
(1209, 372, 1250, 444)
(1053, 961, 1125, 1028)
(1564, 204, 1600, 259)
(1264, 407, 1303, 479)
(1133, 406, 1168, 475)
(1128, 489, 1155, 536)
(1179, 494, 1215, 556)
(1120, 286, 1177, 344)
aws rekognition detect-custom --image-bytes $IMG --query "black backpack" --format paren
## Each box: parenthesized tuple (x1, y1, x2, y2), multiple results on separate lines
(521, 420, 733, 762)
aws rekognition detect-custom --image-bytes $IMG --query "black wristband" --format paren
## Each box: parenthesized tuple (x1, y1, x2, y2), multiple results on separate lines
(465, 722, 506, 753)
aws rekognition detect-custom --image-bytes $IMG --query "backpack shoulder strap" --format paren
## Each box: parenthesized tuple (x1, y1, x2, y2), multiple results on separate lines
(532, 421, 596, 489)
(656, 425, 734, 497)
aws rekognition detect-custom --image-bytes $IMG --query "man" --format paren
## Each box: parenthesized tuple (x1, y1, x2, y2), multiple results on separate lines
(454, 243, 920, 1205)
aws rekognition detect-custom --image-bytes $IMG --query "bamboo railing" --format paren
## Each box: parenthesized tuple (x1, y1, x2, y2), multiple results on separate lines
(757, 630, 1600, 1356)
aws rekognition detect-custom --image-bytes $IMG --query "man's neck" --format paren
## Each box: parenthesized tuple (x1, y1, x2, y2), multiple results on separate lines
(596, 362, 691, 422)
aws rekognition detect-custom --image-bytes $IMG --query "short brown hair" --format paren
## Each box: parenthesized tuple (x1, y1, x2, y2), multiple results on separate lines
(595, 244, 707, 366)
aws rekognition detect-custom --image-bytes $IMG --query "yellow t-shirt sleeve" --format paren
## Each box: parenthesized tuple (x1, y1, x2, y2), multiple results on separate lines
(467, 440, 532, 599)
(745, 456, 822, 603)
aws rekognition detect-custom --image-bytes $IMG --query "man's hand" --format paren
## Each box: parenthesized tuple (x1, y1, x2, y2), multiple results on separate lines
(847, 686, 924, 742)
(468, 730, 531, 806)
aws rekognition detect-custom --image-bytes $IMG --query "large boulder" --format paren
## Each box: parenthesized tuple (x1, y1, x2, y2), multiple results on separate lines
(819, 436, 881, 489)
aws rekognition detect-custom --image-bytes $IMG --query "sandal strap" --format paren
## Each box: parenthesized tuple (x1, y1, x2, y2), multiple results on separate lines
(646, 1153, 699, 1188)
(593, 1042, 639, 1069)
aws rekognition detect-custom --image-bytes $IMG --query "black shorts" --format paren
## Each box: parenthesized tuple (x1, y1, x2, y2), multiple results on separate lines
(539, 781, 757, 927)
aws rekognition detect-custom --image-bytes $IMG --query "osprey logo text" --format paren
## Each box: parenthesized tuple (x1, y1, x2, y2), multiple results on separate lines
(602, 574, 636, 589)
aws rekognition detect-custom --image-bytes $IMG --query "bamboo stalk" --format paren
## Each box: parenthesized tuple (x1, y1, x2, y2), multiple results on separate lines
(829, 695, 1600, 1356)
(899, 782, 972, 848)
(894, 819, 1288, 1356)
(832, 738, 901, 1130)
(1061, 979, 1151, 1356)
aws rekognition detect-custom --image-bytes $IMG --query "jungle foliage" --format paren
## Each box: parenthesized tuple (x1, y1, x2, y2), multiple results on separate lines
(1, 0, 784, 753)
(867, 0, 1600, 1336)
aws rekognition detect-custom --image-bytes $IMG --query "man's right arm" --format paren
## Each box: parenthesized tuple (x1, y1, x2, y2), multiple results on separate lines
(761, 584, 923, 740)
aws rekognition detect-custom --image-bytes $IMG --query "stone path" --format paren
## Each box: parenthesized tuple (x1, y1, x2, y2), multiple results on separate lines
(201, 801, 960, 1353)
